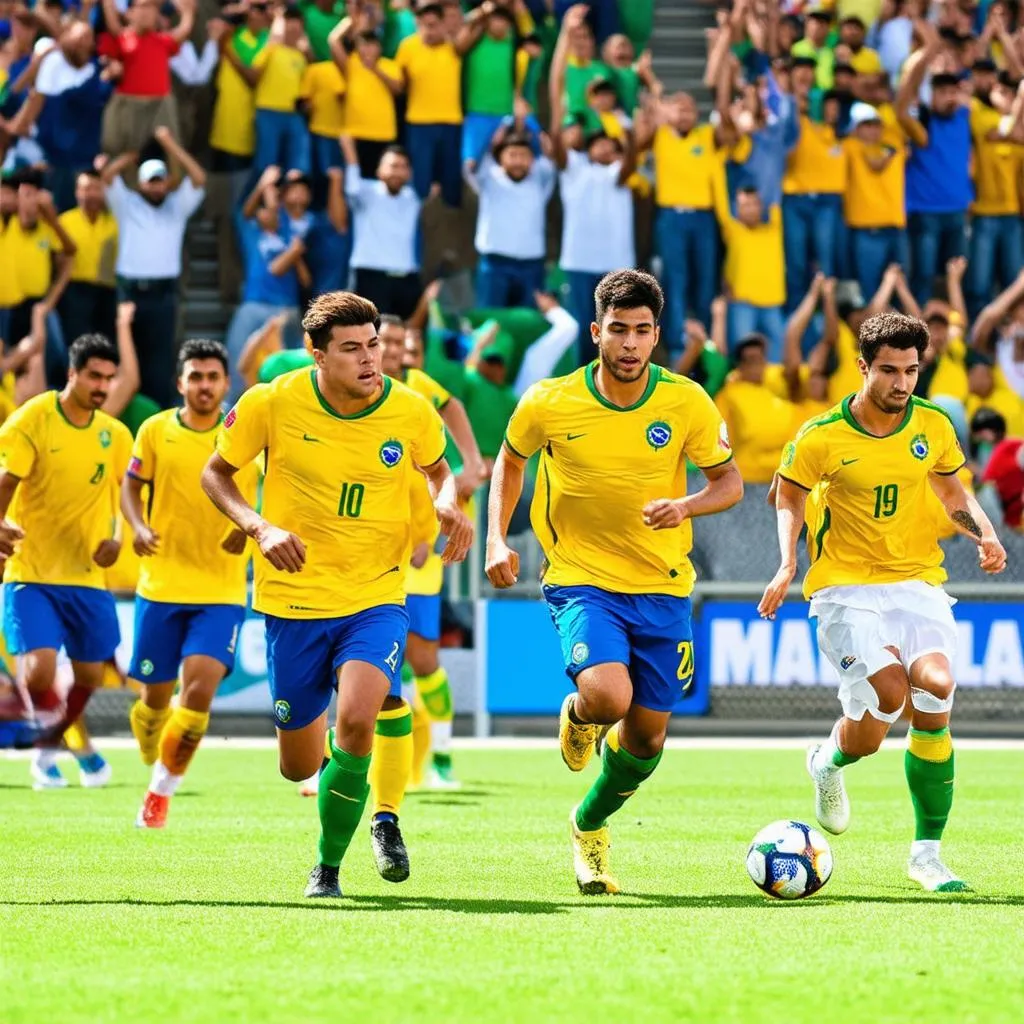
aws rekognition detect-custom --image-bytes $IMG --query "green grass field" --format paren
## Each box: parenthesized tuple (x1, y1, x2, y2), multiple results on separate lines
(1, 743, 1021, 1024)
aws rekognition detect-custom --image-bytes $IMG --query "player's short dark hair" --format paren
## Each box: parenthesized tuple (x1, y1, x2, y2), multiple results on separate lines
(495, 130, 534, 158)
(584, 129, 622, 153)
(302, 291, 381, 351)
(382, 144, 410, 162)
(841, 15, 866, 30)
(283, 6, 304, 21)
(379, 313, 405, 330)
(734, 333, 768, 364)
(858, 312, 929, 366)
(17, 167, 44, 189)
(178, 338, 229, 375)
(932, 72, 961, 90)
(415, 2, 444, 19)
(593, 269, 664, 324)
(736, 185, 761, 198)
(69, 333, 119, 372)
(358, 30, 381, 45)
(586, 77, 617, 96)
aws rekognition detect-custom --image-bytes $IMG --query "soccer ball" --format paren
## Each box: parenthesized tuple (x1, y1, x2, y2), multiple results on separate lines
(746, 820, 833, 900)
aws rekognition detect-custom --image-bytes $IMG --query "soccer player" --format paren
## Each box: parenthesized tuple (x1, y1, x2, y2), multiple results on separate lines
(486, 270, 743, 894)
(759, 312, 1007, 893)
(380, 314, 485, 788)
(201, 291, 473, 898)
(0, 334, 131, 788)
(122, 339, 259, 828)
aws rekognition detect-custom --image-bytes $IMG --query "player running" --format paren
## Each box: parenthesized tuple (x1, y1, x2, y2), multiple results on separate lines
(0, 334, 131, 788)
(759, 312, 1007, 893)
(122, 339, 259, 828)
(486, 270, 743, 894)
(202, 291, 472, 899)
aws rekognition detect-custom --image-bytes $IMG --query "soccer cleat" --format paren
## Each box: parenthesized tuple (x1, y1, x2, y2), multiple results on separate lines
(370, 817, 410, 883)
(78, 754, 112, 789)
(594, 723, 613, 757)
(559, 694, 600, 772)
(135, 791, 170, 829)
(428, 759, 461, 790)
(570, 806, 620, 895)
(30, 755, 68, 790)
(908, 853, 971, 893)
(806, 743, 851, 835)
(298, 772, 319, 798)
(304, 864, 342, 898)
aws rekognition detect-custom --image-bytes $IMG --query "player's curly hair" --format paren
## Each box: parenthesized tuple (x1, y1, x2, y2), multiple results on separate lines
(69, 333, 118, 372)
(858, 311, 929, 366)
(302, 292, 381, 351)
(178, 338, 229, 375)
(593, 269, 665, 324)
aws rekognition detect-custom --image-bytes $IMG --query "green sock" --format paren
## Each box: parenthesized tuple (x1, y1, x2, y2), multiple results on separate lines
(575, 727, 661, 833)
(317, 741, 371, 868)
(433, 751, 452, 770)
(905, 726, 955, 841)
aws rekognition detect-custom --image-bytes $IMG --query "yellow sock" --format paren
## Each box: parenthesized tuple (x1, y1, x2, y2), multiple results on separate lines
(63, 719, 91, 753)
(129, 701, 172, 766)
(410, 691, 431, 787)
(158, 706, 210, 777)
(370, 702, 413, 816)
(416, 667, 452, 722)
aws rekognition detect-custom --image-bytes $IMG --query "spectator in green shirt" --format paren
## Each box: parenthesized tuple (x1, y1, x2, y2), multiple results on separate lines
(600, 34, 659, 114)
(558, 7, 613, 128)
(791, 8, 836, 90)
(463, 326, 518, 461)
(299, 0, 347, 62)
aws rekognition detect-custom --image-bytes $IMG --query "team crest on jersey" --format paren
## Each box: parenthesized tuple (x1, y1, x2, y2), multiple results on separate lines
(840, 655, 856, 671)
(140, 659, 154, 677)
(98, 429, 111, 449)
(781, 441, 795, 468)
(645, 421, 672, 450)
(274, 700, 291, 724)
(571, 642, 589, 665)
(910, 433, 929, 460)
(379, 439, 404, 468)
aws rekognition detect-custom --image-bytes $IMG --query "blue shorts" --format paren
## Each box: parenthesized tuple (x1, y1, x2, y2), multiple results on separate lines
(2, 582, 120, 663)
(543, 584, 695, 713)
(129, 597, 246, 683)
(406, 593, 441, 643)
(264, 604, 409, 731)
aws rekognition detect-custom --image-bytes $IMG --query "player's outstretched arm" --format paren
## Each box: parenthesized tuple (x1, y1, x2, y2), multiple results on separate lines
(121, 473, 159, 556)
(484, 444, 526, 588)
(928, 472, 1007, 574)
(201, 453, 306, 573)
(420, 457, 474, 565)
(643, 460, 744, 531)
(758, 476, 808, 620)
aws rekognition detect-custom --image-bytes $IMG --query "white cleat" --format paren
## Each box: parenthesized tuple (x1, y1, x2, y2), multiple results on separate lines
(79, 760, 113, 788)
(806, 743, 850, 835)
(908, 853, 970, 893)
(298, 773, 320, 798)
(31, 754, 68, 791)
(428, 767, 462, 790)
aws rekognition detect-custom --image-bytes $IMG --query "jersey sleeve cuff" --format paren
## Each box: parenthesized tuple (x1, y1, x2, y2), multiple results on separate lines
(696, 453, 734, 471)
(932, 461, 966, 476)
(126, 470, 152, 483)
(777, 472, 813, 492)
(503, 436, 527, 459)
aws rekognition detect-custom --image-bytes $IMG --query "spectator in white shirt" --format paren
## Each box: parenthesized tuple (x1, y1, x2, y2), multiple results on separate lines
(100, 126, 206, 407)
(464, 123, 556, 309)
(340, 133, 422, 320)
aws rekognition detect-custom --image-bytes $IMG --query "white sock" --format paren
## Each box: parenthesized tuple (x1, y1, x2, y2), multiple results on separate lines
(34, 748, 59, 771)
(813, 721, 844, 773)
(910, 839, 940, 861)
(149, 761, 183, 797)
(430, 719, 452, 755)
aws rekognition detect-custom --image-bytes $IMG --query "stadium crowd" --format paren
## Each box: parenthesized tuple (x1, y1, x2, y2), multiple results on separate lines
(0, 0, 1021, 535)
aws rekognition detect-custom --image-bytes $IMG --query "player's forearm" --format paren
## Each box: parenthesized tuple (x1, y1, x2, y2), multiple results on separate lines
(945, 491, 997, 545)
(201, 457, 265, 538)
(774, 496, 805, 569)
(678, 463, 743, 520)
(120, 476, 149, 535)
(441, 399, 485, 477)
(423, 460, 458, 508)
(486, 448, 525, 543)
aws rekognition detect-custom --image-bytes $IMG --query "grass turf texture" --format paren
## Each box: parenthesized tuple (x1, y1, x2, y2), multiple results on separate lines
(1, 746, 1021, 1024)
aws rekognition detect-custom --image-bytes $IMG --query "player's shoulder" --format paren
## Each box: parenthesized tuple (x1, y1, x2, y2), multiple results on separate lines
(910, 395, 958, 433)
(386, 376, 438, 416)
(653, 365, 714, 400)
(1, 391, 51, 431)
(795, 401, 846, 442)
(516, 365, 589, 413)
(94, 409, 132, 442)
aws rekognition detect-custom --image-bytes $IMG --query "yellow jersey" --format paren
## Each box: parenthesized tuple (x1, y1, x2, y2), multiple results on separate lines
(342, 55, 400, 141)
(779, 396, 965, 598)
(254, 43, 307, 112)
(0, 392, 132, 588)
(715, 378, 795, 485)
(58, 208, 118, 288)
(215, 369, 447, 619)
(970, 98, 1023, 216)
(129, 409, 259, 606)
(843, 135, 906, 229)
(783, 117, 846, 196)
(504, 364, 732, 597)
(402, 366, 451, 410)
(395, 35, 462, 126)
(826, 321, 863, 406)
(300, 60, 346, 138)
(7, 218, 60, 299)
(0, 219, 24, 308)
(718, 204, 786, 308)
(652, 123, 721, 209)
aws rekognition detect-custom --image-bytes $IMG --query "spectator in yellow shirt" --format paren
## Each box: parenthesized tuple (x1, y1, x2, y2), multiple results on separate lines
(837, 16, 883, 76)
(395, 3, 463, 206)
(58, 170, 118, 346)
(966, 351, 1024, 437)
(300, 58, 346, 200)
(843, 101, 908, 302)
(250, 9, 311, 175)
(328, 18, 403, 179)
(715, 334, 798, 484)
(715, 186, 786, 361)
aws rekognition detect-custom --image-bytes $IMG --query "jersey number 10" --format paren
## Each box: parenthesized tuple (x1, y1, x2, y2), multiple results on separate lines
(338, 482, 365, 518)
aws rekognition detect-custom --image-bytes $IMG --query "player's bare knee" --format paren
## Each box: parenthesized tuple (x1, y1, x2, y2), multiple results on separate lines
(334, 720, 375, 757)
(178, 680, 217, 712)
(578, 689, 630, 725)
(279, 756, 319, 783)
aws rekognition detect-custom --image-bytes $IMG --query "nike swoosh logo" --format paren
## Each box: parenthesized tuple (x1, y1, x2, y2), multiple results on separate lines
(303, 434, 321, 443)
(567, 433, 586, 441)
(329, 789, 359, 802)
(50, 448, 61, 453)
(841, 458, 859, 466)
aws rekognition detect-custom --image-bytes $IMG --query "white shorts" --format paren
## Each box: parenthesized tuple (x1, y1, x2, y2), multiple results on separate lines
(810, 581, 957, 723)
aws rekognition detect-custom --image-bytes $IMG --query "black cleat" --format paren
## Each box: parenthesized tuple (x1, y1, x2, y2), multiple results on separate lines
(304, 864, 342, 898)
(370, 817, 410, 883)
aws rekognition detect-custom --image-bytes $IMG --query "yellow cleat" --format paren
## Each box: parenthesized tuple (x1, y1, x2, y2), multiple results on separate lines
(570, 807, 620, 895)
(559, 694, 600, 772)
(128, 701, 171, 767)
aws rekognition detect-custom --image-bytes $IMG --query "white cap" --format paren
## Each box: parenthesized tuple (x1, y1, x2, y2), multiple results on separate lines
(849, 102, 881, 127)
(138, 159, 168, 183)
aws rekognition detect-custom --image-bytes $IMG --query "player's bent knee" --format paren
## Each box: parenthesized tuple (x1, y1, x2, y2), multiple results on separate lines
(911, 682, 956, 714)
(581, 690, 631, 725)
(279, 757, 320, 783)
